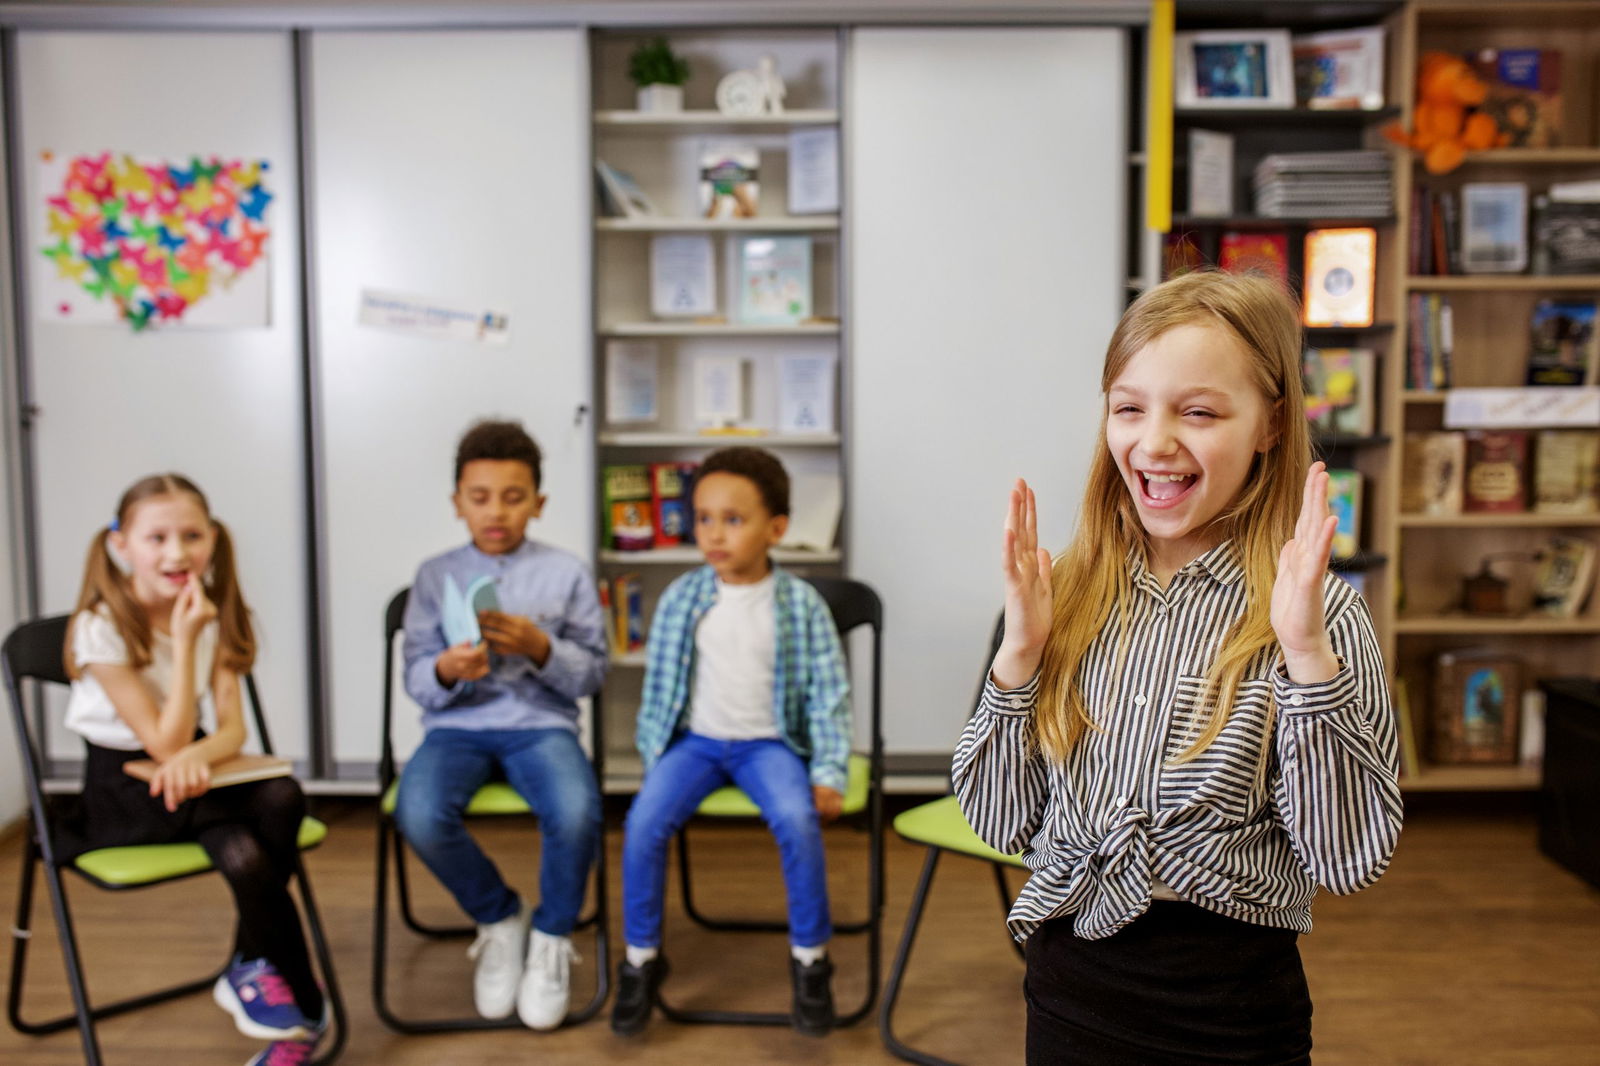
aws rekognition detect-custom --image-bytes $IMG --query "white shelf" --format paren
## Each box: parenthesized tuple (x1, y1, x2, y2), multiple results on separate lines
(600, 547, 841, 565)
(599, 431, 839, 447)
(601, 321, 840, 337)
(595, 109, 839, 132)
(611, 651, 647, 668)
(597, 216, 839, 232)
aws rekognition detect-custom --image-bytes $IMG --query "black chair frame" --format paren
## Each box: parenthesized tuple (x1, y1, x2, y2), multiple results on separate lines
(371, 588, 610, 1033)
(4, 614, 348, 1066)
(654, 576, 886, 1029)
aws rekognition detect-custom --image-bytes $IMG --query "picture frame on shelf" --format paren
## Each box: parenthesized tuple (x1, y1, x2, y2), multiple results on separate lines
(1291, 26, 1386, 111)
(1174, 29, 1295, 110)
(1430, 651, 1523, 765)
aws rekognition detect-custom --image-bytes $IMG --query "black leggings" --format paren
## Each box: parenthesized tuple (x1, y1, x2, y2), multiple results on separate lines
(76, 744, 324, 1021)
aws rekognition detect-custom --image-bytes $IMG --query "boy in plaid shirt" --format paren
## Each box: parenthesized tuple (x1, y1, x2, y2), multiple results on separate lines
(613, 447, 850, 1038)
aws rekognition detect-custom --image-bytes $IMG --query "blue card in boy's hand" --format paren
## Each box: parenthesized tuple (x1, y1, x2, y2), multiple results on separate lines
(442, 575, 500, 646)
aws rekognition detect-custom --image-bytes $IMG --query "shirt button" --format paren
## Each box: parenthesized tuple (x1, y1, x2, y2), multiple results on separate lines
(1133, 694, 1147, 706)
(1007, 698, 1026, 710)
(1113, 795, 1127, 807)
(1289, 694, 1305, 707)
(1156, 604, 1168, 616)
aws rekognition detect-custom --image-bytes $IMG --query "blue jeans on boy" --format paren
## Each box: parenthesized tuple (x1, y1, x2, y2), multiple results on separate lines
(394, 727, 600, 935)
(623, 733, 830, 949)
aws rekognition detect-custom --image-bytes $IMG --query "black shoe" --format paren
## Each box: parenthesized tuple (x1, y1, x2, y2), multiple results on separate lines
(611, 955, 667, 1036)
(789, 955, 835, 1037)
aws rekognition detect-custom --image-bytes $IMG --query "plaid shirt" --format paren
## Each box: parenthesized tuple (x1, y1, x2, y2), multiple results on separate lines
(635, 565, 852, 792)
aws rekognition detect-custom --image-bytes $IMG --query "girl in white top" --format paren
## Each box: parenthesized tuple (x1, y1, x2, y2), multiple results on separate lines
(63, 474, 326, 1065)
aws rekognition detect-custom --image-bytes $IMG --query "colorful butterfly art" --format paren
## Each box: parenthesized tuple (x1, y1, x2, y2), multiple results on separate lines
(39, 151, 273, 332)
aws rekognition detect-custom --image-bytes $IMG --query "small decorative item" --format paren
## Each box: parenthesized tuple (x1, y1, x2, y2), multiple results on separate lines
(1174, 29, 1295, 110)
(1430, 650, 1522, 764)
(1382, 52, 1508, 175)
(629, 37, 690, 113)
(716, 55, 786, 116)
(1460, 552, 1530, 615)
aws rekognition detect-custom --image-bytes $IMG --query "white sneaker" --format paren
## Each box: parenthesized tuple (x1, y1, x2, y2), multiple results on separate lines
(468, 904, 527, 1019)
(517, 928, 578, 1030)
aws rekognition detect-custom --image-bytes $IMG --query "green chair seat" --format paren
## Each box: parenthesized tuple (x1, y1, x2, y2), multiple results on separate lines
(892, 795, 1026, 868)
(380, 779, 531, 817)
(694, 752, 871, 818)
(73, 816, 328, 887)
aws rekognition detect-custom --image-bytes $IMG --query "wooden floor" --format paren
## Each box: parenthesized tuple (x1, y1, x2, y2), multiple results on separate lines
(0, 796, 1596, 1065)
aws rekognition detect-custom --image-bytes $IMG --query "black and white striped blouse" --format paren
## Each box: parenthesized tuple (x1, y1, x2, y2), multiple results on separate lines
(953, 540, 1403, 942)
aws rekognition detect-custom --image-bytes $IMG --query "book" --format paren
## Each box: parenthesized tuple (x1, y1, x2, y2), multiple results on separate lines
(649, 461, 697, 549)
(1401, 432, 1465, 515)
(1535, 430, 1600, 515)
(1430, 650, 1522, 764)
(442, 574, 500, 646)
(779, 472, 843, 552)
(1463, 430, 1530, 514)
(122, 753, 293, 789)
(1527, 300, 1597, 386)
(699, 143, 759, 220)
(1532, 536, 1597, 618)
(594, 159, 656, 219)
(787, 127, 840, 215)
(735, 235, 811, 325)
(1291, 26, 1386, 110)
(613, 574, 645, 652)
(650, 235, 716, 318)
(1303, 348, 1377, 438)
(692, 354, 745, 427)
(1469, 48, 1563, 149)
(1327, 469, 1363, 557)
(1187, 129, 1234, 217)
(1302, 228, 1376, 328)
(605, 340, 660, 424)
(776, 353, 837, 434)
(1218, 230, 1288, 285)
(1460, 183, 1529, 274)
(1537, 200, 1600, 275)
(603, 465, 654, 551)
(1393, 675, 1422, 780)
(597, 579, 614, 653)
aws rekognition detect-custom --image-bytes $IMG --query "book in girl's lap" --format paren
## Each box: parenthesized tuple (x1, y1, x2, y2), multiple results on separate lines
(62, 474, 325, 1066)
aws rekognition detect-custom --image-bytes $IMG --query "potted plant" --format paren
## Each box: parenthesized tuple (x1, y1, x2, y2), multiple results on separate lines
(629, 36, 690, 113)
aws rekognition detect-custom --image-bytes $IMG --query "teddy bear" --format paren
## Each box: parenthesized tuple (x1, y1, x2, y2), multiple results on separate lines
(1384, 51, 1509, 174)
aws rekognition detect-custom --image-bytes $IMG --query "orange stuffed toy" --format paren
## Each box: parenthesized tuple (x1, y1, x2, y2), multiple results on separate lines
(1384, 51, 1509, 174)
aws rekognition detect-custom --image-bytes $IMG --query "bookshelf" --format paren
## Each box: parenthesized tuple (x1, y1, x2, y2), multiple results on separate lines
(1389, 0, 1600, 791)
(591, 28, 847, 788)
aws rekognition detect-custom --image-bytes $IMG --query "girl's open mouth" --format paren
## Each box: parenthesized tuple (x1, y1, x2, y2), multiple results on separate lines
(1138, 471, 1197, 507)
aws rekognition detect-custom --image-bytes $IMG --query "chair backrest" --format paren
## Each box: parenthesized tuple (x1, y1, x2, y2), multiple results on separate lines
(803, 576, 885, 750)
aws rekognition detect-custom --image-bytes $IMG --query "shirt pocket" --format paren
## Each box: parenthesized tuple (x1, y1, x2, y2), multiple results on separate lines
(1158, 675, 1274, 822)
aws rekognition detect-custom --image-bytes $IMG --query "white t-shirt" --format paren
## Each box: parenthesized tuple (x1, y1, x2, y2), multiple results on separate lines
(687, 574, 780, 741)
(64, 608, 218, 751)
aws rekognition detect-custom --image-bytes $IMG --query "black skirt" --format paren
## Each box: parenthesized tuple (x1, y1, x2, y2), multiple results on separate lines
(1024, 901, 1312, 1066)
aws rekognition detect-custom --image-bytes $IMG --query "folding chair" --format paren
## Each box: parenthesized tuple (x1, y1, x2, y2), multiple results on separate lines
(371, 587, 610, 1032)
(878, 616, 1025, 1066)
(655, 575, 885, 1028)
(4, 614, 347, 1066)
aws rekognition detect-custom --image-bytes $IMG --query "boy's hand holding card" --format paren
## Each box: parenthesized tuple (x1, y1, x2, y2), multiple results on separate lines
(479, 609, 551, 665)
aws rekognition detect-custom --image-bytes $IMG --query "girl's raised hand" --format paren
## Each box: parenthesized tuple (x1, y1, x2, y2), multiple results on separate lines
(991, 479, 1054, 689)
(170, 577, 217, 645)
(1271, 462, 1341, 685)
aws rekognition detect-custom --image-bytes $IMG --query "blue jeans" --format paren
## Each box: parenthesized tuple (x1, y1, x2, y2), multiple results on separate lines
(622, 733, 830, 949)
(394, 727, 600, 935)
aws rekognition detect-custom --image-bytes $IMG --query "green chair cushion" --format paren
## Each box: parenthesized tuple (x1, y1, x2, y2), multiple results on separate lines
(380, 779, 531, 817)
(696, 752, 871, 818)
(892, 795, 1026, 868)
(73, 816, 328, 887)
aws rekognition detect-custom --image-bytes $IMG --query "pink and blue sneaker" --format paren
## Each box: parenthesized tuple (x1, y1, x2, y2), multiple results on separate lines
(213, 956, 315, 1041)
(244, 1023, 323, 1066)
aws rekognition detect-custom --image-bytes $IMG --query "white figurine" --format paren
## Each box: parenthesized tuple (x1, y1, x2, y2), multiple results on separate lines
(715, 54, 787, 116)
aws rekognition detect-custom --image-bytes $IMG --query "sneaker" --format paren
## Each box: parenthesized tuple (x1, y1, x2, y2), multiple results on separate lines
(243, 1014, 324, 1066)
(467, 904, 528, 1019)
(518, 928, 578, 1030)
(213, 956, 315, 1041)
(609, 954, 667, 1036)
(789, 955, 835, 1037)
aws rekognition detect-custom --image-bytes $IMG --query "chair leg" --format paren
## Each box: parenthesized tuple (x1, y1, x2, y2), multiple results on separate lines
(295, 857, 347, 1066)
(878, 846, 963, 1066)
(7, 831, 103, 1062)
(392, 830, 474, 938)
(676, 828, 789, 934)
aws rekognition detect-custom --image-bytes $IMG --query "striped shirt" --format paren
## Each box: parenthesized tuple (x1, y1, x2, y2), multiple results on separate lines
(635, 564, 852, 792)
(953, 541, 1403, 942)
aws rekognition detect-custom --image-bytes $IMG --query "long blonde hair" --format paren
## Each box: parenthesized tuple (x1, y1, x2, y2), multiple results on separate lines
(65, 474, 256, 678)
(1033, 270, 1310, 764)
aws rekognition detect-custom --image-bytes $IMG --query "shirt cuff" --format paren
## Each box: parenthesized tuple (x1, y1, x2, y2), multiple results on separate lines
(982, 672, 1040, 718)
(1272, 657, 1356, 716)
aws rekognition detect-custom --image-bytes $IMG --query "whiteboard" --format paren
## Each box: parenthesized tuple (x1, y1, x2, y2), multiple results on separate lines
(15, 31, 310, 762)
(309, 30, 591, 768)
(847, 27, 1126, 753)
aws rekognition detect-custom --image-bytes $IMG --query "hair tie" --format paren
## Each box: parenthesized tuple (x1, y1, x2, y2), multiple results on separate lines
(108, 518, 119, 532)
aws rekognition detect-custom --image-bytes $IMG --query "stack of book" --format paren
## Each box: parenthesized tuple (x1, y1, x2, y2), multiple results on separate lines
(1252, 151, 1392, 218)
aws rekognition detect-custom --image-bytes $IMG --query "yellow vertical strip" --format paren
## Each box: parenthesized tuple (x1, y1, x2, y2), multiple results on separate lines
(1145, 0, 1174, 235)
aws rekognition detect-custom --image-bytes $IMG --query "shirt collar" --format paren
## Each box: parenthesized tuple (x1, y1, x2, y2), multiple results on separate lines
(465, 537, 535, 565)
(1127, 540, 1244, 589)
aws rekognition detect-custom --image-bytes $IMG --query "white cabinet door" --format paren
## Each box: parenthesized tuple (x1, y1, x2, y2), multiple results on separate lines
(848, 27, 1127, 754)
(15, 31, 309, 762)
(310, 30, 591, 768)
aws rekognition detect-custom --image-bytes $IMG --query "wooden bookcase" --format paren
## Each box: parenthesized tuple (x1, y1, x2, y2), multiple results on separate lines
(1387, 0, 1600, 791)
(589, 28, 846, 791)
